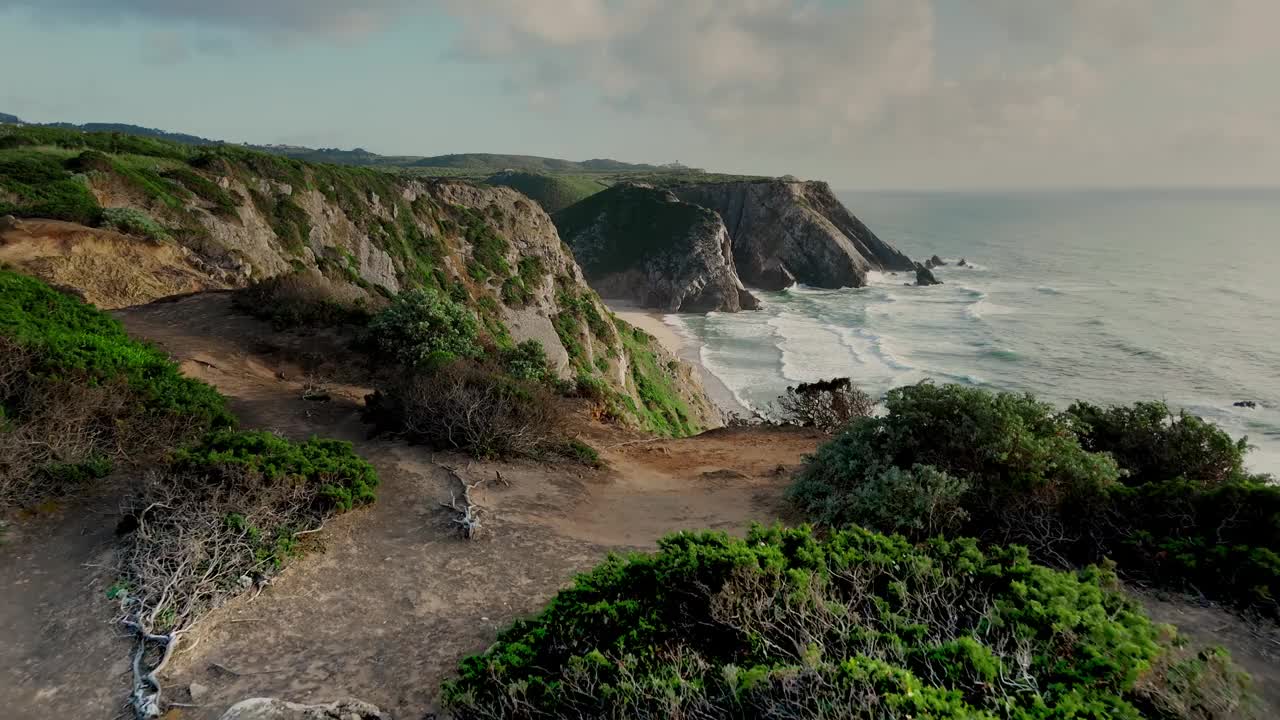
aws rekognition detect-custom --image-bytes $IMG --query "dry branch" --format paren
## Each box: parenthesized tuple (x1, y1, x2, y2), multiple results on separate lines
(440, 465, 487, 539)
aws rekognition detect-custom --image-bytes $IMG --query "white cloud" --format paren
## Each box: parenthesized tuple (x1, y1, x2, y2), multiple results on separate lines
(4, 0, 1277, 185)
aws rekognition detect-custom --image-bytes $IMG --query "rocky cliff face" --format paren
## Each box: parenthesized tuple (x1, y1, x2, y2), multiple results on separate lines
(0, 129, 719, 434)
(554, 184, 757, 313)
(673, 180, 915, 290)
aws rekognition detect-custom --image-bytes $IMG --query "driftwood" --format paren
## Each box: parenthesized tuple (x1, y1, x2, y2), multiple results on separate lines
(440, 466, 486, 539)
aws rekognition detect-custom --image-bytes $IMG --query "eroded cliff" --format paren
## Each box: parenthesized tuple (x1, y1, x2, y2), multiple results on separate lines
(0, 126, 718, 435)
(554, 184, 757, 313)
(673, 180, 915, 289)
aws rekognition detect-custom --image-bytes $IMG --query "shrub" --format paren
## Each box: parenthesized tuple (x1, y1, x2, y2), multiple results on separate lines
(1066, 400, 1249, 487)
(0, 150, 102, 224)
(0, 270, 231, 506)
(100, 207, 171, 242)
(368, 287, 483, 367)
(442, 525, 1253, 720)
(791, 382, 1279, 615)
(364, 360, 561, 459)
(791, 383, 1117, 553)
(116, 429, 378, 714)
(0, 269, 232, 428)
(774, 377, 874, 433)
(170, 429, 378, 511)
(232, 269, 382, 330)
(498, 339, 551, 383)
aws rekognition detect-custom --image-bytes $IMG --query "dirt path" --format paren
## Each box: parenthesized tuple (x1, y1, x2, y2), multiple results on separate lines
(0, 292, 820, 719)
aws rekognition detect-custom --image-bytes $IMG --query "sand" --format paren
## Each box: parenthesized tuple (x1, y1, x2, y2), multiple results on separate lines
(606, 299, 750, 417)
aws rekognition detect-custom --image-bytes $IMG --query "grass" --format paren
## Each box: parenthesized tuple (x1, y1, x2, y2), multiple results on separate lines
(553, 184, 722, 276)
(0, 268, 232, 428)
(483, 171, 607, 214)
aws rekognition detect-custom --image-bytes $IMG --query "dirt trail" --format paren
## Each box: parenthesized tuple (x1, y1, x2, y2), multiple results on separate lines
(0, 292, 822, 719)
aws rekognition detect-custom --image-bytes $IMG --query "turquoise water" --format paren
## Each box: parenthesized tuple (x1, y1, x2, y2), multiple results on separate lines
(668, 189, 1280, 476)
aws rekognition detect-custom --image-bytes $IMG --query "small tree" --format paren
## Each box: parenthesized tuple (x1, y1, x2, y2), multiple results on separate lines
(774, 377, 874, 433)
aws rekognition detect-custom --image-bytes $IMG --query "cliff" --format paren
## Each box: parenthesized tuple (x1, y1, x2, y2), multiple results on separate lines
(554, 184, 757, 313)
(673, 180, 915, 289)
(0, 124, 718, 435)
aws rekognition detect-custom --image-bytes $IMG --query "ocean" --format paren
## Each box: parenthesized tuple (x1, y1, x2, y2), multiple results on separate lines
(667, 188, 1280, 477)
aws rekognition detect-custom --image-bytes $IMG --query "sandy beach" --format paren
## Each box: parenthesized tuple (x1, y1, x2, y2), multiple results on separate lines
(605, 299, 750, 419)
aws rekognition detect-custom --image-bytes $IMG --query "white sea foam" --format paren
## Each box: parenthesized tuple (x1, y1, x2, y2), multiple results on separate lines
(965, 299, 1016, 320)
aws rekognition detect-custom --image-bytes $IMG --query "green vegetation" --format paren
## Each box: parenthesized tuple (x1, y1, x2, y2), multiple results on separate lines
(0, 148, 102, 224)
(553, 184, 721, 276)
(619, 322, 697, 437)
(100, 207, 170, 242)
(442, 524, 1253, 719)
(0, 268, 231, 427)
(368, 287, 484, 367)
(483, 171, 606, 214)
(790, 383, 1279, 615)
(161, 166, 238, 216)
(171, 429, 378, 512)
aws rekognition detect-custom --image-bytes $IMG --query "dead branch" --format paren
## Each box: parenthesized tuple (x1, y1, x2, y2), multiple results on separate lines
(440, 465, 487, 539)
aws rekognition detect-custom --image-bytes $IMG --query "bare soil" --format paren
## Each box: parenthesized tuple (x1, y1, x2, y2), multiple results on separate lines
(0, 218, 224, 309)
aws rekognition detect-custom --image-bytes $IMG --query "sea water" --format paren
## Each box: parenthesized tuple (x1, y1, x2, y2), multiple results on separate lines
(667, 188, 1280, 476)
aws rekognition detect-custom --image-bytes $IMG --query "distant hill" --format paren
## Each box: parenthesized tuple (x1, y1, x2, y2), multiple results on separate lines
(0, 113, 695, 177)
(412, 153, 692, 174)
(483, 171, 608, 214)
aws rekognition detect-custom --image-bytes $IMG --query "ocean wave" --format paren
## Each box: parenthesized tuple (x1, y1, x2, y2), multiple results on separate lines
(1036, 286, 1064, 295)
(982, 347, 1023, 362)
(965, 299, 1016, 320)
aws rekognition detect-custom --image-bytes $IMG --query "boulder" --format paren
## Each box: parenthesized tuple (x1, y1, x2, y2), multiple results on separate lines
(929, 254, 947, 267)
(0, 215, 17, 232)
(218, 697, 388, 720)
(957, 258, 968, 267)
(914, 263, 942, 286)
(1234, 400, 1258, 409)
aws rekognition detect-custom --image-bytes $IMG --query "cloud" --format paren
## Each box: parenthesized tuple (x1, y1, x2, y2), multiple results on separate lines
(0, 0, 418, 37)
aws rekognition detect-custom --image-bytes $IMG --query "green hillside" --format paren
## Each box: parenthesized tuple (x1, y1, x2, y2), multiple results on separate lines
(483, 171, 607, 214)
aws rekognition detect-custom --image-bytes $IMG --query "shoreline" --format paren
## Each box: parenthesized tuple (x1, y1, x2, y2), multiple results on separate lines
(605, 299, 750, 419)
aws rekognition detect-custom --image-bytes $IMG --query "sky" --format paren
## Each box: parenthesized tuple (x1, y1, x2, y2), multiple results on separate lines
(1, 1, 1277, 190)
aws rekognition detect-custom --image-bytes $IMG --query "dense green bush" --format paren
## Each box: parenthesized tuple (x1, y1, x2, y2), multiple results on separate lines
(0, 269, 232, 427)
(499, 339, 551, 383)
(791, 383, 1278, 615)
(442, 525, 1253, 719)
(368, 286, 483, 367)
(171, 429, 378, 511)
(1066, 400, 1249, 487)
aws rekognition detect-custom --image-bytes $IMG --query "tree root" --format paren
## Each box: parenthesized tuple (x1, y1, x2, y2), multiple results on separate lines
(441, 465, 487, 539)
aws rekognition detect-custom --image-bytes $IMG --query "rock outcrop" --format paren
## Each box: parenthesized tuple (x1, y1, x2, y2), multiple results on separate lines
(673, 180, 915, 290)
(926, 254, 947, 268)
(555, 184, 757, 313)
(218, 697, 388, 720)
(914, 263, 943, 286)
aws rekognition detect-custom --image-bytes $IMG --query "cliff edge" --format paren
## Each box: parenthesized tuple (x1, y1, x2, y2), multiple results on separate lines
(554, 184, 757, 313)
(673, 180, 915, 289)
